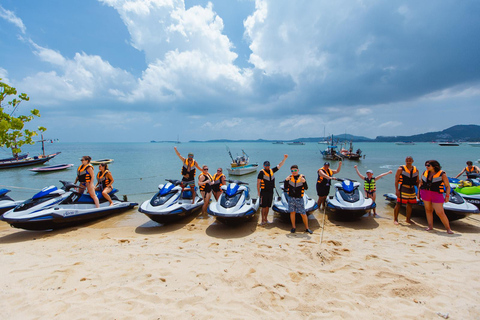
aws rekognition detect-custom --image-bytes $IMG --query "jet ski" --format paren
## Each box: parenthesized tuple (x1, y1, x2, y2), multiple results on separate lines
(1, 181, 76, 219)
(207, 180, 259, 224)
(0, 189, 24, 214)
(139, 179, 203, 223)
(326, 178, 375, 220)
(454, 185, 480, 210)
(2, 182, 137, 230)
(272, 184, 318, 220)
(383, 189, 479, 221)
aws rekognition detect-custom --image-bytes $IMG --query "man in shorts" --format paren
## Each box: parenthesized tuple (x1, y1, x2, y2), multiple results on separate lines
(174, 147, 203, 204)
(284, 165, 312, 234)
(393, 156, 419, 224)
(257, 154, 288, 225)
(316, 161, 342, 210)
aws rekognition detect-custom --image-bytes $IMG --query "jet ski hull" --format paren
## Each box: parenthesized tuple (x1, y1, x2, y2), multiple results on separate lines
(2, 202, 137, 231)
(326, 180, 375, 220)
(383, 193, 479, 221)
(208, 199, 259, 224)
(326, 201, 375, 220)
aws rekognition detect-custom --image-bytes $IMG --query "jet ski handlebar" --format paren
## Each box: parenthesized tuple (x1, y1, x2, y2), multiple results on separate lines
(59, 180, 80, 191)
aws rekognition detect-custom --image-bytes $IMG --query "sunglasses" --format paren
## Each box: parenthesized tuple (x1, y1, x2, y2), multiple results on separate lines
(291, 169, 298, 172)
(425, 164, 431, 167)
(203, 168, 209, 170)
(217, 170, 222, 172)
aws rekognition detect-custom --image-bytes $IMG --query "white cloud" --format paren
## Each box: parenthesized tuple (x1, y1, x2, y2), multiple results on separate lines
(0, 5, 26, 34)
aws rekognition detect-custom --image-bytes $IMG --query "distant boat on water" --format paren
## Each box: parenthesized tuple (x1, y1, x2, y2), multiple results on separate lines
(395, 142, 415, 145)
(272, 141, 284, 144)
(287, 141, 305, 145)
(438, 142, 460, 146)
(467, 142, 480, 147)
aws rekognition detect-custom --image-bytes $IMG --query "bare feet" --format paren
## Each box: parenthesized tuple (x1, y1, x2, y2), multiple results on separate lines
(394, 220, 399, 225)
(406, 219, 413, 224)
(425, 227, 433, 231)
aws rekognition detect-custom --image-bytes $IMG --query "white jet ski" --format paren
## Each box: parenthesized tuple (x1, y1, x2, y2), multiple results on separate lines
(0, 189, 24, 214)
(272, 185, 318, 220)
(383, 188, 479, 221)
(207, 180, 259, 224)
(1, 181, 77, 219)
(2, 182, 137, 230)
(326, 179, 375, 220)
(139, 179, 203, 223)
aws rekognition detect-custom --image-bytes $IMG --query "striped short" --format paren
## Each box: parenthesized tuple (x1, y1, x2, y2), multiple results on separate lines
(397, 185, 417, 204)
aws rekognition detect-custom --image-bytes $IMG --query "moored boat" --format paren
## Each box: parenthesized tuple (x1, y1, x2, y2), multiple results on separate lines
(90, 158, 114, 165)
(0, 152, 61, 169)
(226, 148, 258, 176)
(287, 141, 305, 145)
(29, 163, 74, 172)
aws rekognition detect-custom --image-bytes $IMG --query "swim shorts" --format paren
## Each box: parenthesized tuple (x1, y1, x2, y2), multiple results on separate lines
(259, 191, 274, 208)
(181, 179, 195, 188)
(316, 183, 330, 197)
(397, 185, 417, 204)
(420, 189, 445, 204)
(287, 196, 306, 215)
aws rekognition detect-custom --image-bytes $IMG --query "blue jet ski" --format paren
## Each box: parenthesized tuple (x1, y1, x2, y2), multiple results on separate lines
(2, 182, 137, 230)
(0, 189, 24, 214)
(139, 179, 203, 223)
(207, 180, 259, 224)
(326, 179, 375, 220)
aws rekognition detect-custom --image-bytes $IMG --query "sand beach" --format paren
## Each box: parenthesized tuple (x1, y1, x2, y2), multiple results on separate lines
(1, 203, 480, 319)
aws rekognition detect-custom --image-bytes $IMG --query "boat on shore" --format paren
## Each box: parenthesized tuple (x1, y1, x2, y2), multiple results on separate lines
(29, 163, 74, 172)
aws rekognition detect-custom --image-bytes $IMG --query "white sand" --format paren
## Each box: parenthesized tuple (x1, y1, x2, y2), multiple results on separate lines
(1, 206, 480, 319)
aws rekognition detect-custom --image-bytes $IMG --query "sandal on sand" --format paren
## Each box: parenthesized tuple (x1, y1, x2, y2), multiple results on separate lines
(305, 229, 313, 234)
(290, 228, 296, 233)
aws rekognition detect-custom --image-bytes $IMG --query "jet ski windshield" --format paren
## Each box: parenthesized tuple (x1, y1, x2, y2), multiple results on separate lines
(339, 188, 360, 203)
(220, 192, 243, 208)
(150, 191, 177, 206)
(449, 190, 465, 205)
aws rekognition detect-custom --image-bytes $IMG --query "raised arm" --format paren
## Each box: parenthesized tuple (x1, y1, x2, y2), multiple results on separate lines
(332, 161, 342, 174)
(174, 147, 185, 162)
(277, 154, 288, 169)
(354, 165, 365, 179)
(195, 161, 203, 171)
(375, 170, 393, 180)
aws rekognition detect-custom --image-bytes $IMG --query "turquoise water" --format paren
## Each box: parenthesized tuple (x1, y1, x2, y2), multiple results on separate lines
(1, 142, 479, 208)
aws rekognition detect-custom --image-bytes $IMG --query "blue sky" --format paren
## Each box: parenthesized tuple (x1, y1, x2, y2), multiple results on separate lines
(1, 0, 479, 142)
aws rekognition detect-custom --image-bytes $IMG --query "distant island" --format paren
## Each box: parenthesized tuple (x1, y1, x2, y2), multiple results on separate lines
(151, 124, 480, 143)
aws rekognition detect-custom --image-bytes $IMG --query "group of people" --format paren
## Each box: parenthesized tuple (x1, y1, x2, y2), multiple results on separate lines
(74, 156, 115, 208)
(74, 148, 477, 236)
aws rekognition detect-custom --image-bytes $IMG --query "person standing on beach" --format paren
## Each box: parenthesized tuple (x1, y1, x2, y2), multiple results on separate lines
(316, 161, 342, 210)
(95, 163, 114, 206)
(174, 147, 203, 204)
(284, 164, 312, 234)
(393, 156, 419, 224)
(75, 156, 100, 208)
(419, 160, 453, 234)
(354, 165, 393, 216)
(212, 168, 227, 201)
(198, 165, 213, 214)
(257, 154, 288, 225)
(454, 161, 480, 179)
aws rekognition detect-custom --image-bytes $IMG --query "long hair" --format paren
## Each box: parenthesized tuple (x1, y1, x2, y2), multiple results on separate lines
(426, 160, 441, 173)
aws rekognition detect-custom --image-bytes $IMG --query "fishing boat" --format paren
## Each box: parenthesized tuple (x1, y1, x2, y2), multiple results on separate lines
(0, 154, 28, 162)
(90, 159, 114, 165)
(0, 135, 60, 169)
(29, 163, 74, 172)
(321, 135, 342, 161)
(287, 141, 305, 145)
(339, 141, 362, 160)
(226, 148, 258, 176)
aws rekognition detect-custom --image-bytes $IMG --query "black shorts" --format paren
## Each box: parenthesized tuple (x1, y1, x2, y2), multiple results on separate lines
(259, 192, 274, 208)
(316, 183, 330, 197)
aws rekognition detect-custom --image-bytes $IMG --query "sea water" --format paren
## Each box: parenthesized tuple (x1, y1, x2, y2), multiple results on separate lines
(1, 141, 479, 216)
